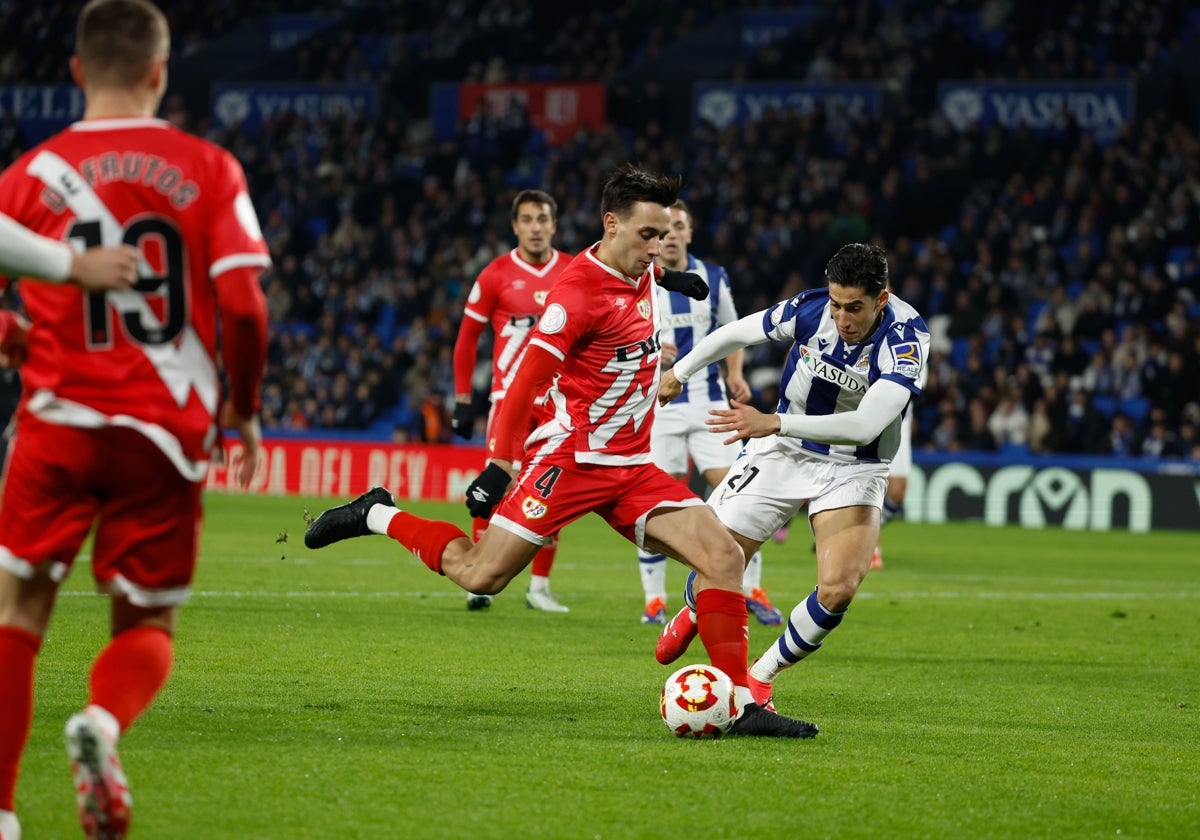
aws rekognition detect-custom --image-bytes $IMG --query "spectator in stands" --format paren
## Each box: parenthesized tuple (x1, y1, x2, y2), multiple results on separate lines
(988, 388, 1030, 449)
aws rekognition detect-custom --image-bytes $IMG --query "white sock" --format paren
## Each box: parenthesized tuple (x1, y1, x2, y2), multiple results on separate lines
(528, 574, 550, 594)
(734, 685, 754, 714)
(638, 549, 668, 603)
(753, 588, 846, 680)
(742, 550, 763, 593)
(366, 503, 398, 535)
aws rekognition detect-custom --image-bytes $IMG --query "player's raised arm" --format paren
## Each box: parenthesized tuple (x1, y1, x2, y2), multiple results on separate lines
(660, 312, 771, 406)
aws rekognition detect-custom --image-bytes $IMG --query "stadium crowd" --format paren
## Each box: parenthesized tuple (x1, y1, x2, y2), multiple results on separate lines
(1, 0, 1198, 459)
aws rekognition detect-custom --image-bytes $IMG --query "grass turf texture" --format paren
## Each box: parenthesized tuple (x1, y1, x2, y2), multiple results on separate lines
(17, 494, 1199, 838)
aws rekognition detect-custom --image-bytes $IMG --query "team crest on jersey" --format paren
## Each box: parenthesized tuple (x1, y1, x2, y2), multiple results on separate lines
(890, 341, 922, 379)
(534, 290, 548, 305)
(522, 496, 548, 519)
(637, 298, 652, 319)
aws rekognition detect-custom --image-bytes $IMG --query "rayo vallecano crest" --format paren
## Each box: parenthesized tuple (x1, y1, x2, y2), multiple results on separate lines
(637, 298, 652, 319)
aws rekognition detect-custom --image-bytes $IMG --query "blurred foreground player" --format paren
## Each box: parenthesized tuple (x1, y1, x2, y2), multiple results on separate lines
(0, 2, 270, 837)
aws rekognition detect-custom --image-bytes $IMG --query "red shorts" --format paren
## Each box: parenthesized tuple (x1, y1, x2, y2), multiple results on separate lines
(0, 418, 203, 605)
(490, 442, 703, 547)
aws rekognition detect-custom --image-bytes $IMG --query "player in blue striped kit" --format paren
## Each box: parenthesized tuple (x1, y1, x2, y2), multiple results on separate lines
(638, 200, 783, 626)
(655, 242, 929, 715)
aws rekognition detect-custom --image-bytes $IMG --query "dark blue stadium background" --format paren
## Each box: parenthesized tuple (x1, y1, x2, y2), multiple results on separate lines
(1, 0, 1198, 465)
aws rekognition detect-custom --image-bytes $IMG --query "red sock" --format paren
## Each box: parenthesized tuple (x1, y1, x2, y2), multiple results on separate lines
(695, 588, 749, 687)
(0, 626, 41, 811)
(386, 512, 468, 575)
(88, 625, 173, 734)
(530, 538, 557, 578)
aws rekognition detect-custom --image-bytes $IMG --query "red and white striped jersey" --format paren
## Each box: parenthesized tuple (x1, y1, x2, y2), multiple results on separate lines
(461, 247, 568, 401)
(530, 245, 662, 465)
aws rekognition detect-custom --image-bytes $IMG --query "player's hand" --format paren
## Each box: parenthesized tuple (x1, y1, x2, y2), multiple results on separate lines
(658, 368, 683, 405)
(465, 461, 512, 519)
(724, 374, 751, 403)
(451, 400, 475, 440)
(0, 310, 30, 369)
(67, 245, 139, 292)
(220, 402, 262, 488)
(659, 340, 678, 368)
(657, 269, 709, 301)
(707, 399, 781, 444)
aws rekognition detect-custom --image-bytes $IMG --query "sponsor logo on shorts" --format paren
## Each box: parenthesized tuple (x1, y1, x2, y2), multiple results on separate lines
(522, 496, 548, 519)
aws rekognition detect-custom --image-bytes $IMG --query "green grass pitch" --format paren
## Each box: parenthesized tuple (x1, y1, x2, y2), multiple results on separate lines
(16, 493, 1199, 838)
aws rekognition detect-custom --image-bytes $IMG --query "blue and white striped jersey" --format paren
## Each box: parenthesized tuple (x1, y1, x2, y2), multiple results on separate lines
(655, 254, 739, 403)
(764, 288, 929, 463)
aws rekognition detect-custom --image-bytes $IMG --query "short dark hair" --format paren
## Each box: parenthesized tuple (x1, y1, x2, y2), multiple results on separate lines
(825, 243, 889, 295)
(76, 0, 170, 87)
(511, 189, 557, 221)
(670, 198, 693, 226)
(600, 163, 681, 220)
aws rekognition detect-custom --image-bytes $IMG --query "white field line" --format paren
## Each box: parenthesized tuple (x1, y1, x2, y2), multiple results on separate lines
(57, 589, 1200, 600)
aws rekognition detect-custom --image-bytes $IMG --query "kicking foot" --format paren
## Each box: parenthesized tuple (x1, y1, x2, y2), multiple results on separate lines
(304, 487, 394, 549)
(728, 703, 817, 738)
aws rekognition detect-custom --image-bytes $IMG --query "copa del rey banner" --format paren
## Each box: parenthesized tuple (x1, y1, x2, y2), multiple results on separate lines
(207, 438, 486, 501)
(458, 82, 606, 144)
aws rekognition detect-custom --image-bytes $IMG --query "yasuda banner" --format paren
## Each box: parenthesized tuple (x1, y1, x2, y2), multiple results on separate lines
(938, 80, 1134, 144)
(693, 82, 881, 130)
(211, 83, 379, 137)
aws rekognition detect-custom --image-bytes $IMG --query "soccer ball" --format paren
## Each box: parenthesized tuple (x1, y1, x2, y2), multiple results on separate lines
(660, 664, 736, 739)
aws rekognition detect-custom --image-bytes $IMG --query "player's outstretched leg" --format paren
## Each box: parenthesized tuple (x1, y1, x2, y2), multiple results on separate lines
(65, 707, 131, 840)
(304, 487, 395, 549)
(728, 703, 818, 739)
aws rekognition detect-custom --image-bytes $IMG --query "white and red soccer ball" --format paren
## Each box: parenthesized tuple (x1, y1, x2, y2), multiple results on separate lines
(660, 664, 736, 738)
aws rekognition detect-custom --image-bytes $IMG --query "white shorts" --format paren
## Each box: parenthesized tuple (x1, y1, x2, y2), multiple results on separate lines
(890, 413, 913, 478)
(651, 399, 740, 476)
(707, 436, 889, 543)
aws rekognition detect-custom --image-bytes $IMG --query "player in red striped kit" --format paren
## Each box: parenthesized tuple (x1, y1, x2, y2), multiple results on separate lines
(307, 164, 817, 738)
(0, 2, 270, 837)
(451, 190, 570, 612)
